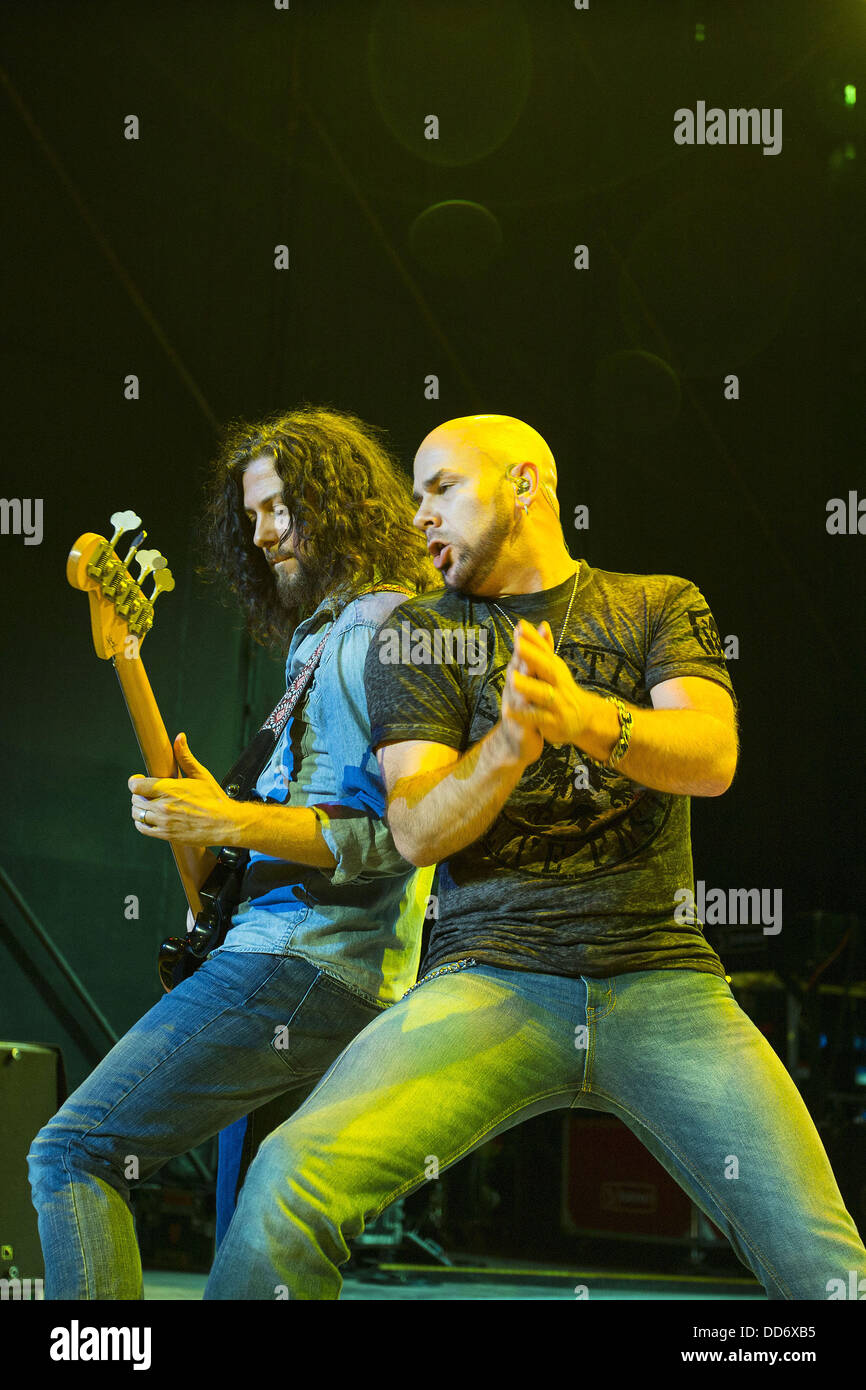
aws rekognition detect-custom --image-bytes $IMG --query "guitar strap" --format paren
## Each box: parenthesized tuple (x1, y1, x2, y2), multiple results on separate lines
(218, 581, 414, 800)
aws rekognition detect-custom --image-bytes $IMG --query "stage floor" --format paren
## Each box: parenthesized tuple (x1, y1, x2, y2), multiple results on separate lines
(142, 1261, 766, 1301)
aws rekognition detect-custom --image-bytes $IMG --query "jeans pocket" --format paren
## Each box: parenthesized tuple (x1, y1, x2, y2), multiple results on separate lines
(269, 970, 380, 1079)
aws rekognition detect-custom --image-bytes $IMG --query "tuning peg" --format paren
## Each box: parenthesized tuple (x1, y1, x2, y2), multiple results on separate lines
(109, 510, 142, 548)
(134, 548, 167, 584)
(150, 567, 175, 605)
(123, 529, 148, 566)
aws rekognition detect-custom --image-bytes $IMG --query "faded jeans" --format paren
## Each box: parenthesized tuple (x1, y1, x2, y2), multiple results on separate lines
(27, 951, 382, 1299)
(204, 963, 866, 1300)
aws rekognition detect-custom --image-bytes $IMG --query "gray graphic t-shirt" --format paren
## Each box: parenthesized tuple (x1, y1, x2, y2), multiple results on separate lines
(363, 560, 737, 981)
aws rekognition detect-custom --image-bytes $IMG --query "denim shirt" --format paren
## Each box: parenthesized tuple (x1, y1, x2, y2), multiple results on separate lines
(210, 588, 434, 1005)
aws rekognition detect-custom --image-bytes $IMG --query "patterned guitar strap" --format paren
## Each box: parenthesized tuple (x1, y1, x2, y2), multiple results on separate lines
(220, 583, 414, 798)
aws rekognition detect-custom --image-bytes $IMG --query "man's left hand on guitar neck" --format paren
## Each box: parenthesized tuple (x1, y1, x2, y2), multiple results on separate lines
(129, 733, 336, 869)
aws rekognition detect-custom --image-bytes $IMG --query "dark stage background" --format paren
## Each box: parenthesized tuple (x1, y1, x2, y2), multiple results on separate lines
(1, 0, 864, 1261)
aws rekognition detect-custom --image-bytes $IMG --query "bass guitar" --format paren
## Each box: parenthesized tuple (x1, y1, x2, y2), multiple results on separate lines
(70, 513, 408, 991)
(67, 510, 275, 992)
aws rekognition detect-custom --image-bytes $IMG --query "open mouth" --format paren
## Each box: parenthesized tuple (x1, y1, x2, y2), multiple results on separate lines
(428, 540, 452, 571)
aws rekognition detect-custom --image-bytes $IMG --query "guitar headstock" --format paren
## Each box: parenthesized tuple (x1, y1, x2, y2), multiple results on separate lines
(67, 510, 175, 660)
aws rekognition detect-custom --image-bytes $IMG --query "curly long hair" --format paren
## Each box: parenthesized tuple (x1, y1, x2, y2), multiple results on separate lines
(201, 405, 439, 649)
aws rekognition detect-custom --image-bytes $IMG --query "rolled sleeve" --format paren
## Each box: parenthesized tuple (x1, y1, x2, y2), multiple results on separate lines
(305, 601, 417, 887)
(311, 803, 414, 887)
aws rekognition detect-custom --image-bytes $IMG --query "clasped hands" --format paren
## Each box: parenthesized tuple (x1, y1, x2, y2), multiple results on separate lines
(499, 619, 596, 762)
(129, 733, 241, 846)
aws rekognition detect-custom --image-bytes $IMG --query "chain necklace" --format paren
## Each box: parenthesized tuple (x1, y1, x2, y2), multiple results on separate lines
(488, 563, 580, 655)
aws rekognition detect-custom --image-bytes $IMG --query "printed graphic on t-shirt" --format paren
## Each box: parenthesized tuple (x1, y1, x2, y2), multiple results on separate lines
(686, 607, 726, 659)
(468, 656, 668, 877)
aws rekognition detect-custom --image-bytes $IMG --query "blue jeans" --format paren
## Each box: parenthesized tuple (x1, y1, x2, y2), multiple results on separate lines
(204, 964, 866, 1300)
(26, 951, 382, 1299)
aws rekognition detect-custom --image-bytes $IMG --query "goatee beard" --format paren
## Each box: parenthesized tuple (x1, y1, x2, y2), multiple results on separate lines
(448, 495, 514, 595)
(272, 556, 327, 624)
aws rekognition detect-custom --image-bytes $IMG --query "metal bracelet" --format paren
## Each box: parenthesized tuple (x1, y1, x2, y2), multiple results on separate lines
(605, 695, 633, 769)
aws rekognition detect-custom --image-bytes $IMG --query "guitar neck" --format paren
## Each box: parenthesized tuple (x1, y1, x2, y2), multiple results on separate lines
(112, 651, 211, 914)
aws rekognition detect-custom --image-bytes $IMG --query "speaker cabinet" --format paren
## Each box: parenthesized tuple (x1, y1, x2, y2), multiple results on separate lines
(561, 1112, 725, 1242)
(0, 1042, 66, 1289)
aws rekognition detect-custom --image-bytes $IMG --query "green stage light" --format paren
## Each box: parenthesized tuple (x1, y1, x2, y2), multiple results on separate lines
(844, 84, 856, 106)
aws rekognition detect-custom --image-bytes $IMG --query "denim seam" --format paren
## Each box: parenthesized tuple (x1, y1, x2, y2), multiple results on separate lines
(578, 977, 614, 1093)
(311, 618, 385, 680)
(585, 975, 617, 1022)
(580, 1013, 596, 1095)
(59, 1135, 93, 1299)
(208, 928, 297, 960)
(281, 951, 386, 1012)
(268, 966, 333, 1074)
(585, 1084, 794, 1299)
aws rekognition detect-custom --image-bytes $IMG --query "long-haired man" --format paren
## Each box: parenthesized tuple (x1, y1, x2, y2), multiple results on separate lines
(27, 405, 438, 1298)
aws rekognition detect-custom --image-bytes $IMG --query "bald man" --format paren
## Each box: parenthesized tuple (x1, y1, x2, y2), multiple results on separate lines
(205, 414, 866, 1300)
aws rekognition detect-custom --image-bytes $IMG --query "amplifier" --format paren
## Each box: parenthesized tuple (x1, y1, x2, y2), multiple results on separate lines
(0, 1042, 66, 1292)
(561, 1112, 725, 1243)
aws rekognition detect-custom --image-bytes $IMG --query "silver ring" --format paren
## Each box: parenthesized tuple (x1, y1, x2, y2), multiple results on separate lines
(139, 808, 148, 825)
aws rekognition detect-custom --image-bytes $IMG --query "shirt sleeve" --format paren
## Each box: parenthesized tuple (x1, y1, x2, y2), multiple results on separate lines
(645, 577, 738, 707)
(308, 615, 421, 887)
(363, 602, 471, 751)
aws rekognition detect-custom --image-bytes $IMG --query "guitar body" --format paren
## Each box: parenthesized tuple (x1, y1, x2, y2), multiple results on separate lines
(157, 848, 251, 992)
(157, 730, 276, 991)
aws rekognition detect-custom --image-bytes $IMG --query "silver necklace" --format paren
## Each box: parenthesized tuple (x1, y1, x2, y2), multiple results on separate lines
(489, 563, 580, 655)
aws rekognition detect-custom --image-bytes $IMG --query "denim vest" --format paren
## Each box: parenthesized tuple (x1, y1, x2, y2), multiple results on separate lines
(211, 589, 434, 1006)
